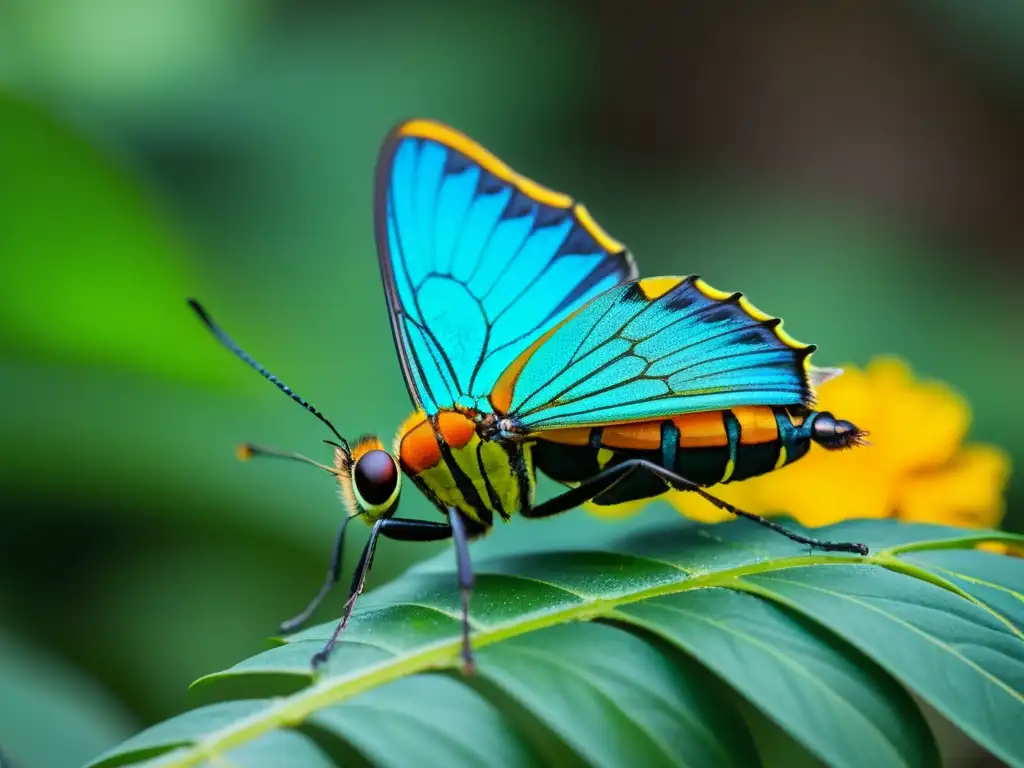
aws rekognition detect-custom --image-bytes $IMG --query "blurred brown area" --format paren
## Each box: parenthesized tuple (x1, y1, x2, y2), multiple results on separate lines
(588, 0, 1024, 268)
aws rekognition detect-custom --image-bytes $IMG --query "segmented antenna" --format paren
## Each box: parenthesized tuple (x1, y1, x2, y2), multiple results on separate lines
(236, 443, 341, 473)
(187, 298, 351, 455)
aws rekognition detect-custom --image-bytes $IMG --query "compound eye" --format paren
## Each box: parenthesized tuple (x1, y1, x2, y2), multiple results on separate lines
(353, 449, 400, 509)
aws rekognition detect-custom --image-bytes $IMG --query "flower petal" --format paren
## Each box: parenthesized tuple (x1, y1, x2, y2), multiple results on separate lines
(665, 485, 748, 523)
(860, 357, 970, 473)
(897, 443, 1011, 528)
(582, 498, 648, 519)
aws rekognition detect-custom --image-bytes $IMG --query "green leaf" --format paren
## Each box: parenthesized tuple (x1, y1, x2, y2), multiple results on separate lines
(734, 564, 1024, 765)
(0, 0, 269, 120)
(899, 548, 1024, 631)
(88, 516, 1024, 768)
(306, 674, 542, 767)
(614, 589, 937, 768)
(87, 700, 270, 768)
(475, 623, 759, 768)
(196, 729, 341, 768)
(0, 90, 224, 382)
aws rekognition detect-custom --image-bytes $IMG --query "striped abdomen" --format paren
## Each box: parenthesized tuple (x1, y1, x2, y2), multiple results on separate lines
(532, 406, 819, 506)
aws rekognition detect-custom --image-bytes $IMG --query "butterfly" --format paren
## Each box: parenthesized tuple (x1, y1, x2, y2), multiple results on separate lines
(189, 119, 868, 672)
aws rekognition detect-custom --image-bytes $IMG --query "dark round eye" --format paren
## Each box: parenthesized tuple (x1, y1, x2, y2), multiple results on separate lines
(353, 449, 399, 505)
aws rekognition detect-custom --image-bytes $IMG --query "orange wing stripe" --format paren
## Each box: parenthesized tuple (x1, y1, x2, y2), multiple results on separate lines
(490, 324, 560, 415)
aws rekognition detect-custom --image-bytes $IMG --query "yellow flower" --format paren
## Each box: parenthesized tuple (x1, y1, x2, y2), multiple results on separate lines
(588, 357, 1011, 532)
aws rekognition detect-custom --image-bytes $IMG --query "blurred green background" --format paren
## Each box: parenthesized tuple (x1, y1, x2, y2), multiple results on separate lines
(1, 1, 1022, 765)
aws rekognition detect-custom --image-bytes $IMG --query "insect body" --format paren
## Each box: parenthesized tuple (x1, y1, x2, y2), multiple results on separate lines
(189, 119, 868, 672)
(532, 405, 858, 506)
(395, 410, 532, 528)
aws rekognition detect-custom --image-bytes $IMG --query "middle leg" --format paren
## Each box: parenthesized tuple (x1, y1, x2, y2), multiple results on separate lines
(524, 458, 868, 555)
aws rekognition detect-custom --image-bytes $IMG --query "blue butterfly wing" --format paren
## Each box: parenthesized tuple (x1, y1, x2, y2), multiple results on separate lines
(494, 276, 817, 430)
(375, 119, 637, 414)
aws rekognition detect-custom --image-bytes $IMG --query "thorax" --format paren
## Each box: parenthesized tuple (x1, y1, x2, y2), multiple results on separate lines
(394, 409, 534, 527)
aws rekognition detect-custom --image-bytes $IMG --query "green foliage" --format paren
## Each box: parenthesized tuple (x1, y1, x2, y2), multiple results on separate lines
(2, 4, 1024, 766)
(0, 633, 136, 768)
(0, 90, 228, 382)
(88, 517, 1024, 768)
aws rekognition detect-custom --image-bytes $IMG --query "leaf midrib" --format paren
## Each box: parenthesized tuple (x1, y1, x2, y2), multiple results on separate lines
(167, 554, 867, 767)
(158, 527, 1024, 768)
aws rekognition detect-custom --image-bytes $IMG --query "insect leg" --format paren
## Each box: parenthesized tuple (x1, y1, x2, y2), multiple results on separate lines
(279, 514, 354, 634)
(522, 460, 643, 519)
(447, 507, 477, 674)
(311, 518, 452, 668)
(526, 458, 868, 555)
(634, 460, 869, 555)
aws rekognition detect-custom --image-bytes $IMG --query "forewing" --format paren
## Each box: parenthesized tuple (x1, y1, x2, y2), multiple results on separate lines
(375, 119, 637, 414)
(492, 276, 817, 430)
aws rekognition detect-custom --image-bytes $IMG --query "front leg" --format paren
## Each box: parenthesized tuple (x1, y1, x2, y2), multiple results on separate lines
(311, 517, 453, 668)
(280, 514, 353, 634)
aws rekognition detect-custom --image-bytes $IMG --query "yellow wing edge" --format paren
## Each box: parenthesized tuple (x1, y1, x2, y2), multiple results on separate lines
(395, 118, 625, 254)
(490, 275, 821, 421)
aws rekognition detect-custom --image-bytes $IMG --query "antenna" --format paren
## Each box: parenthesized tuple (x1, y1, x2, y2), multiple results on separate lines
(236, 443, 341, 474)
(188, 298, 351, 455)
